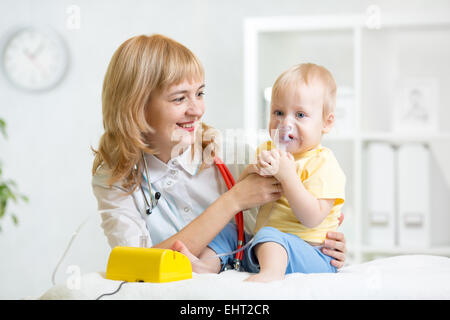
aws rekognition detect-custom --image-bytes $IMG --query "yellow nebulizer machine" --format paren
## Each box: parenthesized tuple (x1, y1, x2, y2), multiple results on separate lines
(106, 246, 192, 283)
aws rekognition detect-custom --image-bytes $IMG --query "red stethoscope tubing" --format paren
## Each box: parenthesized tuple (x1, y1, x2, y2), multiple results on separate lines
(214, 157, 245, 263)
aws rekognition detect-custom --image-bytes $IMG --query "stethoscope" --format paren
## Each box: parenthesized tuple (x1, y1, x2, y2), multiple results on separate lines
(140, 152, 161, 215)
(139, 151, 245, 270)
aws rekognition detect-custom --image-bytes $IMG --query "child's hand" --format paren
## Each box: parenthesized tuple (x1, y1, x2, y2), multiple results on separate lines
(274, 149, 297, 183)
(257, 150, 280, 177)
(257, 149, 296, 182)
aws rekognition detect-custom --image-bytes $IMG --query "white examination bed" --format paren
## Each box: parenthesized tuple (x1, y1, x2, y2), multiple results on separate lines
(40, 255, 450, 299)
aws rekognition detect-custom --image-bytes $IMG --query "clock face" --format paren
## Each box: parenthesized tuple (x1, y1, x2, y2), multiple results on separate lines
(2, 27, 69, 92)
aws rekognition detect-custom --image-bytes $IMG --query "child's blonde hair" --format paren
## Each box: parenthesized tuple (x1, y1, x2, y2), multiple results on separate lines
(272, 63, 337, 118)
(92, 34, 217, 193)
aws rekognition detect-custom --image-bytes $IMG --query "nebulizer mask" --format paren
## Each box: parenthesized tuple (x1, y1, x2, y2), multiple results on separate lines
(272, 117, 296, 152)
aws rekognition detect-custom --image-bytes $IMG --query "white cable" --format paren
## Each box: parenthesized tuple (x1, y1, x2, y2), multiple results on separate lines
(51, 215, 92, 286)
(199, 237, 256, 260)
(196, 195, 277, 263)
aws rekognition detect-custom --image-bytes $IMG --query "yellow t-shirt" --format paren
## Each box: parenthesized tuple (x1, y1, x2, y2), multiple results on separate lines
(254, 142, 346, 244)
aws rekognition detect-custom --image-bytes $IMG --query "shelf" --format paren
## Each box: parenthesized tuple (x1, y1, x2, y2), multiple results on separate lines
(361, 132, 450, 144)
(360, 245, 450, 256)
(323, 132, 450, 143)
(245, 13, 450, 264)
(322, 135, 357, 142)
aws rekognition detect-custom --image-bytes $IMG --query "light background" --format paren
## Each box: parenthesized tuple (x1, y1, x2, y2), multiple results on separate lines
(0, 0, 449, 299)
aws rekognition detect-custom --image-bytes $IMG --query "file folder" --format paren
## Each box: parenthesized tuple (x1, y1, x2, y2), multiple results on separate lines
(366, 143, 396, 246)
(397, 144, 429, 248)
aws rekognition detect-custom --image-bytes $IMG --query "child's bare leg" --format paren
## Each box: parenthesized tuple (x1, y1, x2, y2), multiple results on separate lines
(171, 240, 221, 274)
(245, 242, 288, 282)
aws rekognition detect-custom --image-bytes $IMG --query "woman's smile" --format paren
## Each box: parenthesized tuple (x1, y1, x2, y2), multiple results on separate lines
(176, 120, 197, 132)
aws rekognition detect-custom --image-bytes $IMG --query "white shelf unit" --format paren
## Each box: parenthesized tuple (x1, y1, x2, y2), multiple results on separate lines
(243, 13, 450, 264)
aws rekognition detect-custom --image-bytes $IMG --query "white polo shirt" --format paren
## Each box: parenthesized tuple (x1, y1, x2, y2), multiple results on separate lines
(92, 145, 257, 249)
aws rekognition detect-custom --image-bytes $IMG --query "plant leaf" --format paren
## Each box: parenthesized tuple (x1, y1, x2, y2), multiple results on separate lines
(5, 179, 17, 188)
(11, 214, 18, 225)
(0, 118, 7, 139)
(0, 119, 28, 229)
(5, 187, 17, 203)
(0, 199, 6, 218)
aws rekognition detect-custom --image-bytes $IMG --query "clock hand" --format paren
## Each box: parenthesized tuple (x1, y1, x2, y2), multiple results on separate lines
(30, 41, 45, 59)
(22, 48, 47, 76)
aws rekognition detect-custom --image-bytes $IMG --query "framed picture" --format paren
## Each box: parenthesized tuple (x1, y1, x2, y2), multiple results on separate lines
(331, 86, 354, 137)
(393, 78, 439, 133)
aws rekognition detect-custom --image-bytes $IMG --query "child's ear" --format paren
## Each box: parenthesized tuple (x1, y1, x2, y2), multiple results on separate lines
(322, 112, 335, 134)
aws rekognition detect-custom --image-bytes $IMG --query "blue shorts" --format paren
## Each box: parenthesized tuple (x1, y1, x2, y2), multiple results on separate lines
(207, 223, 253, 271)
(208, 224, 336, 274)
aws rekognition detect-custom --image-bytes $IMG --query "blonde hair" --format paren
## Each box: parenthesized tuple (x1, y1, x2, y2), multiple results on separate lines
(272, 63, 337, 118)
(92, 34, 217, 193)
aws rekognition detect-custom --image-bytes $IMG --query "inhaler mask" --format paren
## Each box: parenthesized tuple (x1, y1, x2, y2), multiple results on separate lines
(271, 117, 295, 151)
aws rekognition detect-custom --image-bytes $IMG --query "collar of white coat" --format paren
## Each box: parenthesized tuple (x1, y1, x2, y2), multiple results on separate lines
(144, 145, 202, 182)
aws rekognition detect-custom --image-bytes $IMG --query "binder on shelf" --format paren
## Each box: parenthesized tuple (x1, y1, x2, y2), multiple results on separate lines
(366, 143, 396, 247)
(397, 144, 430, 248)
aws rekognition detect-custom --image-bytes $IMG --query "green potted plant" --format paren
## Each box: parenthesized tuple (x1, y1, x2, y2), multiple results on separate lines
(0, 118, 28, 232)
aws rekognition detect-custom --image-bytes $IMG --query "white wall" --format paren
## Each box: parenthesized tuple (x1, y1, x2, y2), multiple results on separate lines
(0, 0, 449, 299)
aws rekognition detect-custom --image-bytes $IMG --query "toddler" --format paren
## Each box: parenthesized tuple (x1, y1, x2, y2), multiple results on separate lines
(244, 63, 346, 282)
(172, 63, 345, 281)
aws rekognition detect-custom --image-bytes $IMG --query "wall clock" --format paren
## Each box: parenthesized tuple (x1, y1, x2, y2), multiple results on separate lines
(2, 27, 69, 92)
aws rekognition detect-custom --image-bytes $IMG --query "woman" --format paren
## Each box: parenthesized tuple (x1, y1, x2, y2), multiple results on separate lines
(92, 34, 347, 273)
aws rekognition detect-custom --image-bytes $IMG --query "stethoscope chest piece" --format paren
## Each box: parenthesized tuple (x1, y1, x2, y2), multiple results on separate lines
(145, 192, 161, 215)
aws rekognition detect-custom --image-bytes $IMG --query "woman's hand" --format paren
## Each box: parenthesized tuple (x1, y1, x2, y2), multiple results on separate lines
(322, 213, 346, 269)
(237, 164, 259, 183)
(230, 173, 282, 212)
